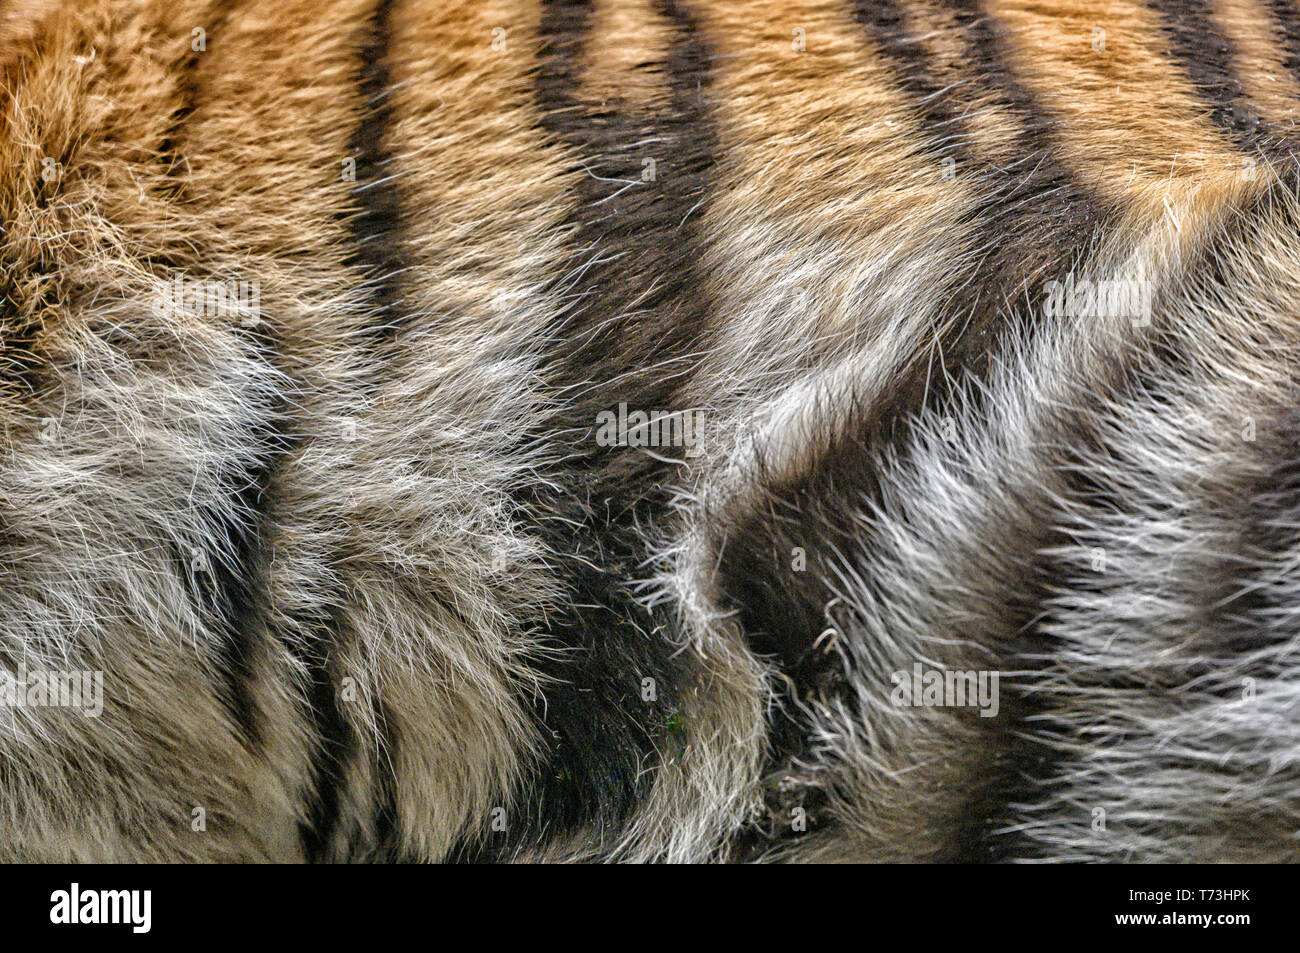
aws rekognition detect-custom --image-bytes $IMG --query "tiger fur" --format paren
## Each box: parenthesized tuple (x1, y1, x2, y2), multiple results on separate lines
(1, 0, 1300, 862)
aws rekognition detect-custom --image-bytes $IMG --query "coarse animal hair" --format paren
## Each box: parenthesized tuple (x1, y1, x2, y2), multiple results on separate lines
(0, 0, 1299, 862)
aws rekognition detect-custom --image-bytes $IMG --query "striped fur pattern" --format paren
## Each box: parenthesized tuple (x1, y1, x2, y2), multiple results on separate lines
(2, 0, 1300, 862)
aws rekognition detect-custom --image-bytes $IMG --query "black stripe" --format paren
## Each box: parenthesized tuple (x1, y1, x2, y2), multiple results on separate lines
(851, 0, 971, 166)
(1147, 0, 1268, 151)
(371, 699, 408, 860)
(1163, 173, 1300, 646)
(344, 0, 406, 344)
(297, 603, 358, 862)
(859, 1, 1113, 316)
(158, 0, 240, 182)
(1208, 401, 1300, 650)
(462, 0, 721, 858)
(185, 386, 286, 747)
(297, 0, 404, 861)
(939, 0, 1106, 250)
(531, 0, 718, 441)
(1008, 181, 1300, 858)
(727, 0, 1117, 859)
(1264, 0, 1300, 86)
(163, 0, 284, 748)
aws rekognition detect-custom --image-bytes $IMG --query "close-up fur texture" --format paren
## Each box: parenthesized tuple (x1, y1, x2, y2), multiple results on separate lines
(1, 0, 1300, 863)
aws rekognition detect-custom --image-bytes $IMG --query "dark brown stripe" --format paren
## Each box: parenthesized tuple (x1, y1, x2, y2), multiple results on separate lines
(187, 380, 285, 748)
(158, 0, 240, 183)
(344, 0, 407, 345)
(1264, 0, 1300, 82)
(371, 699, 409, 860)
(165, 0, 284, 750)
(851, 0, 971, 164)
(729, 0, 1117, 859)
(532, 0, 718, 447)
(298, 602, 358, 862)
(938, 1, 1107, 250)
(1148, 0, 1268, 151)
(297, 0, 405, 861)
(466, 0, 721, 857)
(858, 1, 1114, 310)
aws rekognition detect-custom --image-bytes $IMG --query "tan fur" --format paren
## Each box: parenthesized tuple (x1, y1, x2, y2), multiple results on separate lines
(1216, 0, 1300, 123)
(580, 0, 673, 108)
(990, 0, 1240, 208)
